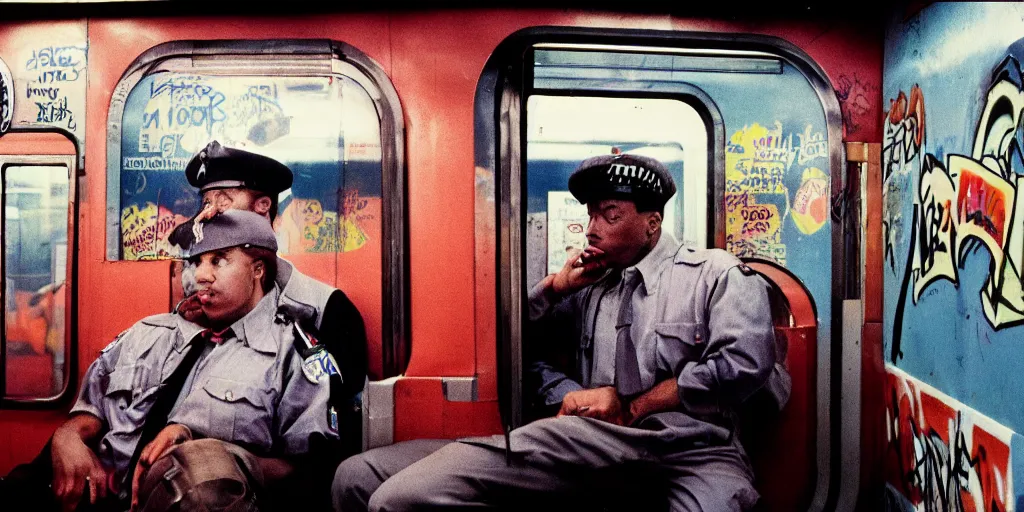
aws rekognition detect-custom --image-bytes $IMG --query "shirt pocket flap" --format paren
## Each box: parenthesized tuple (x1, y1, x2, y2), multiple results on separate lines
(203, 377, 262, 407)
(654, 322, 706, 346)
(104, 368, 135, 396)
(105, 363, 159, 396)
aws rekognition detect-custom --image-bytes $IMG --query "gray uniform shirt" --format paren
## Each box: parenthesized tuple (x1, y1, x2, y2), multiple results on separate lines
(527, 233, 777, 440)
(71, 286, 336, 489)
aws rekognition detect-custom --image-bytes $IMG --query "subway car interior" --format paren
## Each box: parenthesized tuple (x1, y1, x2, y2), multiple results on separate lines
(0, 1, 1021, 511)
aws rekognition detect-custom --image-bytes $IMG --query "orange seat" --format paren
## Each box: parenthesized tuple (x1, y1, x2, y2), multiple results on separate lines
(739, 259, 818, 512)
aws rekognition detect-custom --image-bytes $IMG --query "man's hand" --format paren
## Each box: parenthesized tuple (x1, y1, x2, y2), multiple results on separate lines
(557, 386, 624, 425)
(549, 246, 608, 298)
(175, 294, 207, 324)
(625, 379, 680, 426)
(51, 427, 110, 512)
(130, 424, 192, 511)
(194, 202, 221, 223)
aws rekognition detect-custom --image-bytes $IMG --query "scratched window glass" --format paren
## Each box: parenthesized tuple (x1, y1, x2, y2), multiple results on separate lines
(3, 165, 69, 399)
(524, 95, 706, 289)
(116, 73, 383, 261)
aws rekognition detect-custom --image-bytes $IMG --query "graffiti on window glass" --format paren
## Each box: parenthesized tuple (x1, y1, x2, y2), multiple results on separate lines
(118, 73, 382, 260)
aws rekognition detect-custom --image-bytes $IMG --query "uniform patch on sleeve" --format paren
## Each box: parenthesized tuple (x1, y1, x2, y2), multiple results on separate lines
(302, 349, 327, 383)
(301, 346, 340, 384)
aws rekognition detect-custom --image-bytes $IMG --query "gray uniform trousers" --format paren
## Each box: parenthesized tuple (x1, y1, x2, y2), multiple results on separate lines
(332, 415, 759, 512)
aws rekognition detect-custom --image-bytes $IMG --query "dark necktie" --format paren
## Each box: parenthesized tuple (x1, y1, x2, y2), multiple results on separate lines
(614, 270, 644, 398)
(123, 328, 228, 494)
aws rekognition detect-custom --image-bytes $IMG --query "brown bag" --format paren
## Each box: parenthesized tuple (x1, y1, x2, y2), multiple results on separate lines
(137, 438, 265, 512)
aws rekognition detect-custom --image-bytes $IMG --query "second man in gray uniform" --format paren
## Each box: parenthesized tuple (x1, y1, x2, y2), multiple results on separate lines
(331, 154, 784, 511)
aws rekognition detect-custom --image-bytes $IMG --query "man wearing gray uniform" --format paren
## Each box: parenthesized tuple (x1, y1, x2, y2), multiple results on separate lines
(171, 141, 367, 417)
(331, 154, 783, 511)
(2, 210, 337, 512)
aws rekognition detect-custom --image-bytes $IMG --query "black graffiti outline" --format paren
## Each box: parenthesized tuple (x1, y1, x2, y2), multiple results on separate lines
(836, 73, 878, 136)
(888, 385, 1000, 512)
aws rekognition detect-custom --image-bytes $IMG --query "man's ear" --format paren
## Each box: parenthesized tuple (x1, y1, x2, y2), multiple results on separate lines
(648, 212, 663, 234)
(252, 260, 266, 282)
(253, 195, 272, 216)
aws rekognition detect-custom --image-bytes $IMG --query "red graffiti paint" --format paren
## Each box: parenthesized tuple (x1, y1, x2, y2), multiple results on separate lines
(957, 168, 1009, 247)
(884, 370, 1012, 512)
(972, 427, 1010, 512)
(887, 84, 925, 147)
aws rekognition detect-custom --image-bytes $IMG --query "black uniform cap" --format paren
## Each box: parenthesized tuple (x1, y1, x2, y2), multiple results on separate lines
(567, 153, 676, 210)
(185, 140, 293, 195)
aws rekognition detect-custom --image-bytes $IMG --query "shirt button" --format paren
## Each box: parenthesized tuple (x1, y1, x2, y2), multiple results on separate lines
(225, 390, 233, 401)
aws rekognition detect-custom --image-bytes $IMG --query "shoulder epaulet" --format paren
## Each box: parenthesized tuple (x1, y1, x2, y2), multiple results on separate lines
(673, 245, 722, 266)
(138, 313, 179, 329)
(100, 327, 131, 353)
(737, 263, 758, 276)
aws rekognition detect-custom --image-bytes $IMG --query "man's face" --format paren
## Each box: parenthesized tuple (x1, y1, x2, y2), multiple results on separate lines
(201, 187, 257, 214)
(189, 247, 263, 327)
(585, 199, 656, 269)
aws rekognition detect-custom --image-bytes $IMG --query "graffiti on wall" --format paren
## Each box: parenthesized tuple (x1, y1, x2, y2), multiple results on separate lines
(22, 45, 85, 132)
(885, 366, 1014, 512)
(724, 121, 829, 264)
(837, 72, 880, 137)
(883, 85, 925, 273)
(889, 55, 1024, 364)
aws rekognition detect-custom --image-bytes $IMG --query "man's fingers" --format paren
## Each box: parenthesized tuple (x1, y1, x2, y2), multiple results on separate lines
(563, 248, 584, 270)
(88, 476, 97, 505)
(131, 462, 146, 512)
(578, 259, 607, 275)
(158, 443, 178, 461)
(91, 466, 108, 501)
(559, 395, 580, 417)
(63, 476, 84, 512)
(55, 468, 74, 499)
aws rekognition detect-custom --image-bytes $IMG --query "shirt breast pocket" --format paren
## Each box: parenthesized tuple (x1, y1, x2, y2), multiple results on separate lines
(654, 322, 707, 375)
(104, 365, 159, 431)
(202, 377, 271, 449)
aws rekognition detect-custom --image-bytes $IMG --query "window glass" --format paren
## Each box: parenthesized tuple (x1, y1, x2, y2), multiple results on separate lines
(116, 73, 381, 261)
(4, 164, 69, 398)
(525, 95, 707, 288)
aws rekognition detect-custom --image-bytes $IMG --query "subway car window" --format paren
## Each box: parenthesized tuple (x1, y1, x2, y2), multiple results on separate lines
(115, 73, 381, 264)
(483, 36, 842, 512)
(525, 95, 707, 288)
(106, 41, 404, 381)
(528, 46, 833, 380)
(3, 163, 70, 400)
